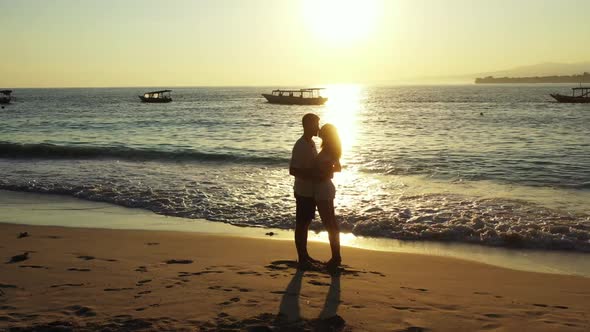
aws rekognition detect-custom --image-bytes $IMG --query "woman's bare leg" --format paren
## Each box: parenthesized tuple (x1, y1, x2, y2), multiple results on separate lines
(316, 199, 341, 265)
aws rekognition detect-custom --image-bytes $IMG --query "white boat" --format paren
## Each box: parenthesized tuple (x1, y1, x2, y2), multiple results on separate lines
(262, 88, 327, 105)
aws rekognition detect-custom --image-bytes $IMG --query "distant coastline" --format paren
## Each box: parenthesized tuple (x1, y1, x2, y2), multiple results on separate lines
(475, 72, 590, 84)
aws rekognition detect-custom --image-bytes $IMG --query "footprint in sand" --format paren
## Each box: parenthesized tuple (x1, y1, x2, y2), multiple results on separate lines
(179, 270, 224, 277)
(165, 259, 193, 264)
(473, 291, 491, 295)
(6, 252, 30, 264)
(400, 286, 428, 292)
(483, 313, 503, 319)
(135, 266, 148, 273)
(0, 283, 17, 289)
(19, 265, 49, 269)
(50, 283, 84, 288)
(524, 310, 547, 317)
(308, 280, 331, 286)
(64, 305, 96, 317)
(245, 299, 259, 307)
(392, 305, 432, 313)
(136, 279, 152, 286)
(104, 287, 134, 292)
(6, 313, 39, 321)
(237, 271, 262, 276)
(392, 306, 412, 311)
(394, 326, 429, 332)
(77, 255, 95, 261)
(219, 297, 241, 305)
(266, 260, 363, 276)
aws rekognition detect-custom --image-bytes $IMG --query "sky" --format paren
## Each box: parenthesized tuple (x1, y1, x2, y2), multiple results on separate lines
(1, 0, 590, 87)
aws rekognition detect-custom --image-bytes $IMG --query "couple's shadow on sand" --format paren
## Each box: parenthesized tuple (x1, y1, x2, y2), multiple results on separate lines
(213, 260, 355, 331)
(272, 260, 346, 331)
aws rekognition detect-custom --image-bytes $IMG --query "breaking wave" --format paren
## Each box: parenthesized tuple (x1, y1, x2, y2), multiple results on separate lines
(0, 142, 289, 165)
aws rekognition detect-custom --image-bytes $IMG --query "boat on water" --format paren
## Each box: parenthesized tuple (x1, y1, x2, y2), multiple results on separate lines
(262, 88, 327, 105)
(0, 90, 12, 104)
(550, 87, 590, 103)
(139, 90, 172, 103)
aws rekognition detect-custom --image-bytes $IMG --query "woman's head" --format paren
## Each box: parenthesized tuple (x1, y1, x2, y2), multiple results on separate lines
(319, 123, 341, 159)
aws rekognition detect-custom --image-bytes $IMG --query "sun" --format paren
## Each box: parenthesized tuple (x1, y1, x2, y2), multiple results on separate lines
(302, 0, 380, 46)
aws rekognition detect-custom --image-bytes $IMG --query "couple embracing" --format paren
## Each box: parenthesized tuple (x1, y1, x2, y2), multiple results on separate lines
(289, 113, 342, 270)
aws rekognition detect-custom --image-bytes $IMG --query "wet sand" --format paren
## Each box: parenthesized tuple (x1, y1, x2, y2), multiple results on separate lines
(1, 222, 589, 331)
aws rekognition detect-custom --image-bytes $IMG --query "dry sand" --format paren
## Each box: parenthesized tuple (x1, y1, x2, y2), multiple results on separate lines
(1, 223, 589, 331)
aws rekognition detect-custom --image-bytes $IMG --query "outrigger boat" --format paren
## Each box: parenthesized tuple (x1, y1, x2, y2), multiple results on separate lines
(0, 90, 12, 104)
(139, 90, 172, 103)
(262, 88, 327, 105)
(550, 87, 590, 103)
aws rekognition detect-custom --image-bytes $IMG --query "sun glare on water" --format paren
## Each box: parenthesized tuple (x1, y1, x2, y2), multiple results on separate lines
(302, 0, 380, 45)
(321, 84, 362, 163)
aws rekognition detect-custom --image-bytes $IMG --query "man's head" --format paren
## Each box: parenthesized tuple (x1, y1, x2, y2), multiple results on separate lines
(301, 113, 320, 138)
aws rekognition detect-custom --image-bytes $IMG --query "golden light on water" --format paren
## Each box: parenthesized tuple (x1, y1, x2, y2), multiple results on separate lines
(318, 84, 365, 209)
(321, 84, 362, 165)
(302, 0, 380, 46)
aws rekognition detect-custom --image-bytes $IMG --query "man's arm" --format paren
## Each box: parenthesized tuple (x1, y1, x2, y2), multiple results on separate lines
(290, 166, 334, 181)
(289, 167, 316, 180)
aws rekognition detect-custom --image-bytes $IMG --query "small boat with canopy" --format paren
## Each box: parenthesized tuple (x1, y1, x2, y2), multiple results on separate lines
(262, 88, 327, 105)
(0, 90, 12, 104)
(550, 87, 590, 103)
(139, 90, 172, 103)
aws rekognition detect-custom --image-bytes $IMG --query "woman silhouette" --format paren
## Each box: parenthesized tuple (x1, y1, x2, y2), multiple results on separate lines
(315, 123, 342, 268)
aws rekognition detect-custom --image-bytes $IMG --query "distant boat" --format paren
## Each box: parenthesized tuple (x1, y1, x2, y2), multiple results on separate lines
(0, 90, 12, 104)
(550, 87, 590, 103)
(262, 88, 327, 105)
(139, 90, 172, 103)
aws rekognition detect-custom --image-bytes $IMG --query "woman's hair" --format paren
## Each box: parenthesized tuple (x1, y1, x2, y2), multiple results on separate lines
(320, 124, 342, 160)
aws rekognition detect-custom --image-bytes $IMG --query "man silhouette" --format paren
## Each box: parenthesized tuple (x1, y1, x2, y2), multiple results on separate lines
(289, 113, 321, 267)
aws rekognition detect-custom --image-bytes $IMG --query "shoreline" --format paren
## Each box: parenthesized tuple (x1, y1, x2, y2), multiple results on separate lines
(1, 189, 589, 278)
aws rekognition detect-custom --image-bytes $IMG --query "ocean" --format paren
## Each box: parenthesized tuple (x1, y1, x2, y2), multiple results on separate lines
(1, 85, 589, 252)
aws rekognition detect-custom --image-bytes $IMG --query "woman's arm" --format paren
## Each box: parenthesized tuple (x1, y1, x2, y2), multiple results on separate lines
(315, 157, 341, 179)
(333, 160, 341, 173)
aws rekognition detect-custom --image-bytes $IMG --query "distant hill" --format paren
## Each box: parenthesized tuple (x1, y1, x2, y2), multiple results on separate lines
(373, 62, 590, 85)
(478, 62, 590, 78)
(475, 72, 590, 84)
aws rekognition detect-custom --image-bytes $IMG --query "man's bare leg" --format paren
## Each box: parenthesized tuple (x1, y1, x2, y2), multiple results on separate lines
(295, 218, 312, 264)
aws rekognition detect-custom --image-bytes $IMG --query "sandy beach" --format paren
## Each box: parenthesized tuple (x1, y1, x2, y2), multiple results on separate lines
(1, 219, 589, 331)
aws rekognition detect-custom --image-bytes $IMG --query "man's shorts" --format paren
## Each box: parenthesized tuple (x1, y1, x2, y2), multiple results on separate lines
(295, 194, 316, 223)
